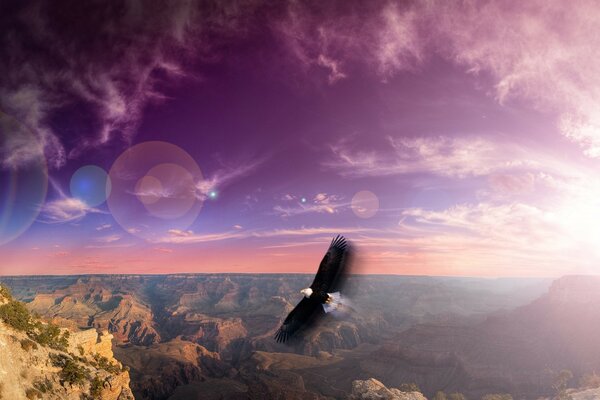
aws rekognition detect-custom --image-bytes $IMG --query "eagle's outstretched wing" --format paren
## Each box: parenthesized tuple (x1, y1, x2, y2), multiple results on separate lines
(274, 235, 351, 343)
(310, 235, 349, 294)
(274, 297, 322, 343)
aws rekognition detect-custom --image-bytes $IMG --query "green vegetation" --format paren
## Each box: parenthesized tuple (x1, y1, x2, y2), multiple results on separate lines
(31, 322, 70, 351)
(398, 383, 421, 392)
(0, 298, 33, 331)
(482, 394, 513, 400)
(0, 284, 69, 351)
(50, 353, 88, 386)
(32, 379, 53, 394)
(77, 344, 85, 356)
(90, 376, 104, 397)
(91, 353, 122, 374)
(0, 284, 12, 301)
(25, 388, 40, 399)
(20, 338, 38, 352)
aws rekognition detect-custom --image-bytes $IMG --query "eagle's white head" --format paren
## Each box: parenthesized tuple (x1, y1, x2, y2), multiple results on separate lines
(300, 288, 313, 298)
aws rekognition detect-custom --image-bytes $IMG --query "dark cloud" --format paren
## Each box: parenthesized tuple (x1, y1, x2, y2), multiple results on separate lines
(3, 0, 599, 171)
(0, 0, 261, 169)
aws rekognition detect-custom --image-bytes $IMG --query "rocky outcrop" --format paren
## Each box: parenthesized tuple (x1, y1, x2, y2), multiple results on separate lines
(0, 289, 134, 400)
(181, 313, 247, 353)
(350, 379, 428, 400)
(27, 289, 160, 346)
(569, 387, 600, 400)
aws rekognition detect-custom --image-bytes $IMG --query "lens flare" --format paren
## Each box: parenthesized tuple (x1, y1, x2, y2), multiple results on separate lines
(0, 111, 48, 246)
(70, 165, 111, 207)
(136, 163, 196, 219)
(107, 141, 204, 240)
(351, 190, 379, 219)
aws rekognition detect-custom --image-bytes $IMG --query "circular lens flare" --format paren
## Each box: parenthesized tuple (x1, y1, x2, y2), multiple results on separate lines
(70, 165, 111, 207)
(351, 190, 379, 219)
(0, 111, 48, 246)
(107, 141, 204, 240)
(136, 163, 196, 219)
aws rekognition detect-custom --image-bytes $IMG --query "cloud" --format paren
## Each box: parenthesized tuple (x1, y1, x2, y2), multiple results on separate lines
(95, 234, 121, 244)
(195, 158, 265, 200)
(159, 229, 247, 244)
(273, 193, 347, 217)
(326, 135, 540, 179)
(428, 1, 600, 158)
(95, 224, 112, 231)
(277, 1, 600, 158)
(41, 197, 103, 223)
(155, 226, 370, 244)
(167, 229, 195, 237)
(0, 1, 265, 169)
(275, 1, 422, 84)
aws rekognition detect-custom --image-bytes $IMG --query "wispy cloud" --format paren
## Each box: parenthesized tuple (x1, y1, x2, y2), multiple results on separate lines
(0, 1, 265, 169)
(277, 1, 600, 159)
(326, 136, 539, 179)
(273, 193, 347, 217)
(95, 234, 121, 244)
(276, 2, 422, 84)
(155, 226, 370, 244)
(41, 198, 104, 224)
(95, 224, 112, 231)
(167, 229, 195, 237)
(195, 158, 265, 200)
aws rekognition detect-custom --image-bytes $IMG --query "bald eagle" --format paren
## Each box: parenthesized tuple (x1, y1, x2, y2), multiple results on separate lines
(274, 235, 351, 343)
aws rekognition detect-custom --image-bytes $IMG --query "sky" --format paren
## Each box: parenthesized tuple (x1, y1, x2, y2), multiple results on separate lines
(2, 0, 600, 277)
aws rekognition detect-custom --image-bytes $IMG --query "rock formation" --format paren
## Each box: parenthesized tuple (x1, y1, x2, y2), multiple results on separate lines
(0, 287, 134, 400)
(350, 378, 428, 400)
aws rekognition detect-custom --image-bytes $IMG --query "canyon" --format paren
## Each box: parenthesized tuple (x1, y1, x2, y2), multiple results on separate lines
(3, 274, 595, 399)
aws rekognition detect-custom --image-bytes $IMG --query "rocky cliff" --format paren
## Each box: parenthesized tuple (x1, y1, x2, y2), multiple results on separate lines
(0, 286, 134, 400)
(350, 378, 428, 400)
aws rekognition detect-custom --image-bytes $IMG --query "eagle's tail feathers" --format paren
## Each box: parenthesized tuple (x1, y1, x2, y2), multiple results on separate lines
(322, 292, 342, 313)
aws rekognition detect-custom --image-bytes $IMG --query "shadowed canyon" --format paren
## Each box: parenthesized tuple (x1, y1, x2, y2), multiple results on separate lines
(2, 274, 599, 399)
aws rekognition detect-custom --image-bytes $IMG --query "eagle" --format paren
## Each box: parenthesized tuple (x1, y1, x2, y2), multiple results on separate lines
(274, 235, 351, 343)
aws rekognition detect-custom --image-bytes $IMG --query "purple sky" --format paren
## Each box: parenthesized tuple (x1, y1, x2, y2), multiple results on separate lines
(2, 0, 600, 277)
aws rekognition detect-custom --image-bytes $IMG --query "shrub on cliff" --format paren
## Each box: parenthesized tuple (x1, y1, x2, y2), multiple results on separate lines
(20, 338, 38, 351)
(92, 353, 122, 374)
(0, 284, 12, 301)
(25, 387, 41, 399)
(31, 321, 70, 351)
(90, 376, 104, 397)
(50, 354, 88, 386)
(0, 285, 70, 351)
(0, 299, 33, 331)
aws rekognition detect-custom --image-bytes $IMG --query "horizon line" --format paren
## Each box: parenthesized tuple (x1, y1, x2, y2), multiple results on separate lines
(0, 271, 568, 279)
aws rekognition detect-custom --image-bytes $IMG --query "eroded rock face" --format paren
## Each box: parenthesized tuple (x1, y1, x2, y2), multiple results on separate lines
(0, 322, 134, 399)
(350, 379, 428, 400)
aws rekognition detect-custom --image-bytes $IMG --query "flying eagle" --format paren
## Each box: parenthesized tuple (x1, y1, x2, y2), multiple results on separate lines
(274, 235, 351, 343)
